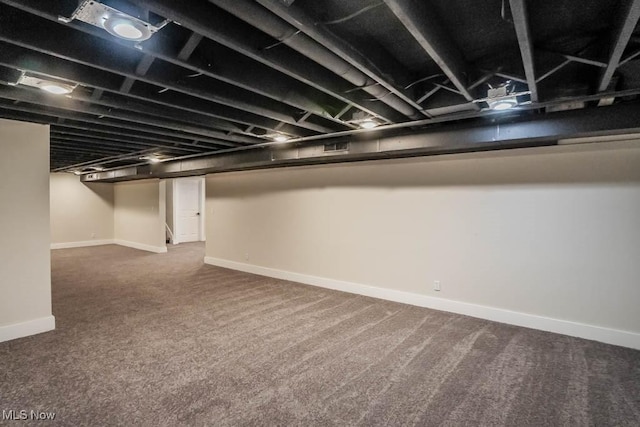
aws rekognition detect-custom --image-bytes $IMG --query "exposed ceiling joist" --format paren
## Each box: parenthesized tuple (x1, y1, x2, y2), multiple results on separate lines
(0, 85, 252, 145)
(0, 7, 332, 136)
(50, 130, 203, 153)
(509, 0, 538, 102)
(0, 106, 227, 152)
(176, 32, 203, 61)
(0, 0, 638, 174)
(221, 0, 425, 119)
(0, 101, 236, 149)
(383, 0, 475, 104)
(2, 0, 355, 130)
(133, 0, 406, 123)
(598, 0, 640, 92)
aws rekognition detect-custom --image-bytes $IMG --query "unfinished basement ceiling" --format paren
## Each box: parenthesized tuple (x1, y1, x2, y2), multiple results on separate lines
(0, 0, 639, 174)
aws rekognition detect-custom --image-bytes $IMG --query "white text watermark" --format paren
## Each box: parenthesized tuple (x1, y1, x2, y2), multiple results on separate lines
(2, 410, 56, 421)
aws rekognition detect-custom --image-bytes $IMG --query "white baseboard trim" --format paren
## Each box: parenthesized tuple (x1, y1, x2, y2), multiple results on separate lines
(0, 316, 56, 343)
(115, 239, 167, 254)
(51, 239, 115, 249)
(204, 257, 640, 350)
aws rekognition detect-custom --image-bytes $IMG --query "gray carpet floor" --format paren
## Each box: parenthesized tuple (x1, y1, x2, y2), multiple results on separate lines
(1, 242, 639, 426)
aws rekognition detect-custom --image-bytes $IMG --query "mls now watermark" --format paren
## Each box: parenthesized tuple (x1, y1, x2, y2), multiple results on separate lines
(2, 409, 56, 421)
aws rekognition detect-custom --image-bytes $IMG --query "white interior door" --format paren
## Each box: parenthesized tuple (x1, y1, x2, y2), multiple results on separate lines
(175, 179, 201, 243)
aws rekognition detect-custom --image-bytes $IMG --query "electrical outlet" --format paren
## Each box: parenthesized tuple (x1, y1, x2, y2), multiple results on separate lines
(245, 252, 249, 261)
(91, 232, 96, 239)
(434, 280, 441, 291)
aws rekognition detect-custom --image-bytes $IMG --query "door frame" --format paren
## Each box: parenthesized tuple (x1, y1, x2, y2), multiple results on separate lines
(172, 176, 205, 245)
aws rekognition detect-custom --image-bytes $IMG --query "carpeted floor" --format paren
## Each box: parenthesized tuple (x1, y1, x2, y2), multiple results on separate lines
(1, 243, 639, 426)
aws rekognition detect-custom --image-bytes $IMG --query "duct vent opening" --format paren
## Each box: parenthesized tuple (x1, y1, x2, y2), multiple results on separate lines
(323, 142, 349, 153)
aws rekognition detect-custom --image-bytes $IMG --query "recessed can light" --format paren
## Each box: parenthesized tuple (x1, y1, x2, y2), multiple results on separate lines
(15, 74, 77, 95)
(40, 83, 74, 95)
(61, 1, 170, 42)
(140, 156, 162, 163)
(488, 97, 518, 111)
(359, 119, 378, 129)
(112, 22, 144, 40)
(103, 16, 152, 41)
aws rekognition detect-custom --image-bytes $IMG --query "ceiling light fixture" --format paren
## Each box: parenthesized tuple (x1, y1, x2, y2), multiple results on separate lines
(488, 96, 519, 111)
(40, 83, 75, 95)
(349, 112, 381, 130)
(104, 16, 151, 41)
(359, 119, 379, 129)
(103, 15, 151, 41)
(273, 135, 289, 143)
(140, 155, 162, 163)
(486, 85, 518, 111)
(59, 0, 170, 43)
(474, 82, 532, 111)
(12, 73, 77, 95)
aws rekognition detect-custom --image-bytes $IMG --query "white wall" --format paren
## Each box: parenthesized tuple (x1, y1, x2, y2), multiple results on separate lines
(114, 179, 167, 253)
(0, 119, 54, 342)
(50, 172, 114, 247)
(205, 141, 640, 348)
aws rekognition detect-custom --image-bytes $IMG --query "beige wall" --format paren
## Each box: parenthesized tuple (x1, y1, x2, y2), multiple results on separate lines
(0, 119, 53, 337)
(50, 173, 114, 245)
(206, 141, 640, 339)
(114, 179, 166, 252)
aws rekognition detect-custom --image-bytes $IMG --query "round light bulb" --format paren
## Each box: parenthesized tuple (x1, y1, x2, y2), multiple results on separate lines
(274, 135, 288, 143)
(40, 84, 72, 95)
(360, 119, 378, 129)
(491, 101, 515, 111)
(103, 16, 152, 41)
(112, 22, 143, 40)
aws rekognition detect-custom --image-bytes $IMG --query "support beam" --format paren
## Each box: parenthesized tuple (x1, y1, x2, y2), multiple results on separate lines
(0, 41, 323, 137)
(383, 0, 475, 102)
(135, 55, 156, 79)
(82, 101, 640, 183)
(177, 32, 203, 61)
(297, 111, 312, 123)
(120, 77, 135, 94)
(0, 101, 237, 149)
(509, 0, 538, 102)
(50, 130, 203, 153)
(90, 88, 103, 101)
(210, 0, 424, 119)
(598, 0, 640, 91)
(0, 84, 252, 145)
(564, 54, 607, 68)
(620, 48, 640, 66)
(52, 148, 159, 172)
(536, 59, 571, 83)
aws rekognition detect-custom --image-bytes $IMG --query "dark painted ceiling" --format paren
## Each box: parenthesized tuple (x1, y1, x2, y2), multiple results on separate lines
(0, 0, 639, 173)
